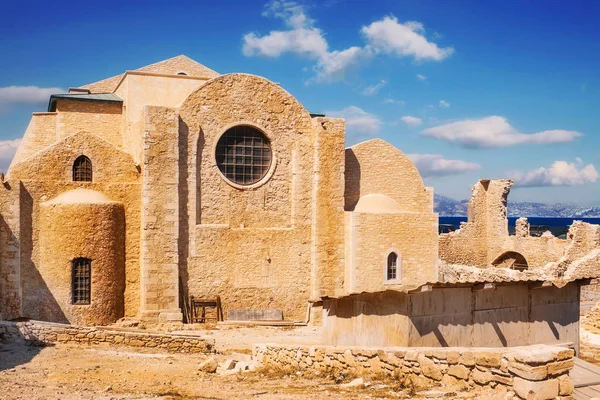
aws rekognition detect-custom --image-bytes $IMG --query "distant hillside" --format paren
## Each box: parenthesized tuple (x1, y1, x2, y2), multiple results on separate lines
(434, 194, 600, 217)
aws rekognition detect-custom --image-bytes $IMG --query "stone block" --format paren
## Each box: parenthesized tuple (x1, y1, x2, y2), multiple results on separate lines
(557, 374, 573, 395)
(471, 368, 494, 385)
(418, 355, 443, 381)
(512, 348, 556, 365)
(475, 352, 502, 368)
(547, 359, 574, 376)
(513, 377, 558, 400)
(508, 362, 547, 381)
(448, 364, 470, 380)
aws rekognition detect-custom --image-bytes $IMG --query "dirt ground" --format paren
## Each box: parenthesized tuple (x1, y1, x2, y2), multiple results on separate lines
(0, 325, 507, 400)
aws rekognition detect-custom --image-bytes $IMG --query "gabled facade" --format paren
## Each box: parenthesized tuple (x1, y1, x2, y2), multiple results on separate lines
(0, 56, 438, 325)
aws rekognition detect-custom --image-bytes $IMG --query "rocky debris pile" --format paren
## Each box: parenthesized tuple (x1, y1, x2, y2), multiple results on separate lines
(198, 354, 257, 375)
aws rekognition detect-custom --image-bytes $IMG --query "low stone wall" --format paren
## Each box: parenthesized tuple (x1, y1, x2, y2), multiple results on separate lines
(254, 344, 574, 399)
(0, 320, 214, 354)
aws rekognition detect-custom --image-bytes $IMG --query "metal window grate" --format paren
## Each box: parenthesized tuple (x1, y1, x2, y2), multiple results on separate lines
(72, 258, 91, 305)
(73, 155, 93, 182)
(387, 252, 398, 280)
(215, 126, 272, 186)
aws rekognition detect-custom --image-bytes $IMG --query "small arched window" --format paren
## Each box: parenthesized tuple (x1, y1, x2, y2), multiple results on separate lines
(387, 252, 398, 281)
(72, 258, 91, 305)
(73, 155, 92, 182)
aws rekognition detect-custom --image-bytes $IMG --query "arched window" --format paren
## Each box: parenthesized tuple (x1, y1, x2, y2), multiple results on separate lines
(387, 252, 398, 280)
(73, 155, 92, 182)
(215, 125, 272, 186)
(72, 258, 91, 305)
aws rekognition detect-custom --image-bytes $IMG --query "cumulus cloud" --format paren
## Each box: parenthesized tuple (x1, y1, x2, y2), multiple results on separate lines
(243, 1, 453, 82)
(439, 99, 450, 108)
(422, 116, 582, 148)
(417, 74, 427, 80)
(0, 86, 63, 110)
(361, 16, 454, 61)
(362, 80, 387, 96)
(509, 159, 599, 187)
(326, 106, 381, 141)
(401, 115, 422, 127)
(408, 153, 481, 177)
(0, 139, 21, 172)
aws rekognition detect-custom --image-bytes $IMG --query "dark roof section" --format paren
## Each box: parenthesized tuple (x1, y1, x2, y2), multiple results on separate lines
(309, 112, 325, 118)
(48, 93, 123, 112)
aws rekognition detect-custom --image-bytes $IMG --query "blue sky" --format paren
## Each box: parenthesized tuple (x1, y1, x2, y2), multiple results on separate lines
(1, 0, 599, 204)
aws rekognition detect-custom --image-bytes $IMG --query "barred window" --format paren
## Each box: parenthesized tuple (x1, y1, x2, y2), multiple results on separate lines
(387, 252, 398, 280)
(72, 258, 91, 305)
(73, 155, 92, 182)
(215, 126, 272, 186)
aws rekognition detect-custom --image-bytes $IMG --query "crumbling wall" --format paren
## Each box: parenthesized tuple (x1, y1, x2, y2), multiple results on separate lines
(439, 179, 569, 269)
(0, 184, 21, 320)
(254, 343, 575, 398)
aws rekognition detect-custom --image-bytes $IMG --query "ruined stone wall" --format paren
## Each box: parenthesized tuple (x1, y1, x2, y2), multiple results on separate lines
(254, 343, 574, 399)
(0, 184, 21, 320)
(38, 193, 125, 326)
(345, 212, 438, 294)
(323, 283, 579, 349)
(11, 113, 57, 167)
(0, 320, 214, 354)
(7, 132, 141, 321)
(55, 100, 124, 149)
(178, 74, 319, 321)
(439, 179, 568, 269)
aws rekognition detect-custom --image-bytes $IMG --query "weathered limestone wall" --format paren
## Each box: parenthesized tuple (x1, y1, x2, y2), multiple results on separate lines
(311, 117, 346, 299)
(7, 131, 141, 321)
(0, 320, 214, 354)
(140, 106, 181, 323)
(117, 73, 209, 162)
(254, 343, 574, 399)
(343, 139, 438, 294)
(0, 184, 21, 320)
(55, 100, 124, 148)
(11, 113, 57, 166)
(178, 74, 318, 321)
(323, 283, 580, 349)
(345, 212, 438, 293)
(38, 191, 125, 326)
(345, 139, 432, 213)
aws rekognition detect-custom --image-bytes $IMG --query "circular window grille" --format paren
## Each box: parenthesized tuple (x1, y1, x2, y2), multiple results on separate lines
(215, 126, 272, 186)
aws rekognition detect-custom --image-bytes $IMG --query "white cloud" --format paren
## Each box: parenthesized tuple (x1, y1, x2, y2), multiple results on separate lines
(422, 116, 582, 148)
(417, 74, 427, 80)
(439, 99, 450, 108)
(383, 98, 405, 105)
(243, 2, 453, 83)
(362, 80, 387, 96)
(509, 159, 599, 187)
(401, 115, 422, 127)
(0, 86, 63, 108)
(0, 139, 21, 172)
(326, 106, 381, 141)
(408, 153, 481, 177)
(361, 16, 454, 61)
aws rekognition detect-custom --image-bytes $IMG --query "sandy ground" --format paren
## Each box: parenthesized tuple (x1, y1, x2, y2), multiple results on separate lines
(0, 325, 503, 400)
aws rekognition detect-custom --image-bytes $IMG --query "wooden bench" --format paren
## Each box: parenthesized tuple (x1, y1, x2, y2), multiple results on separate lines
(190, 296, 222, 323)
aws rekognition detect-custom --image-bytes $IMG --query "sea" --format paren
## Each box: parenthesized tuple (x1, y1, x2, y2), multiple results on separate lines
(439, 217, 600, 237)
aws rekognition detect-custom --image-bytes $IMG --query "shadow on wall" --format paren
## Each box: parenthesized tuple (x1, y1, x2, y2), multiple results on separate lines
(344, 149, 360, 211)
(18, 185, 68, 323)
(325, 285, 579, 348)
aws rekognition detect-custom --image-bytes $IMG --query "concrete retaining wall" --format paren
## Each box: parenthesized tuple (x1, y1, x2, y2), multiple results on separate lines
(253, 343, 574, 399)
(0, 320, 214, 354)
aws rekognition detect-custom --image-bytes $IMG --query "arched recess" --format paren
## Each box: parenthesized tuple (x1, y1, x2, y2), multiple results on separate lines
(492, 251, 528, 271)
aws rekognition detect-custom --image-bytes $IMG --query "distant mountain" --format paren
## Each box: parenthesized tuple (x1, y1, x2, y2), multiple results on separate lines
(434, 194, 600, 217)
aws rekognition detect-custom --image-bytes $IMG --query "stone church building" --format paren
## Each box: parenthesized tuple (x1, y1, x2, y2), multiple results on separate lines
(0, 56, 438, 326)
